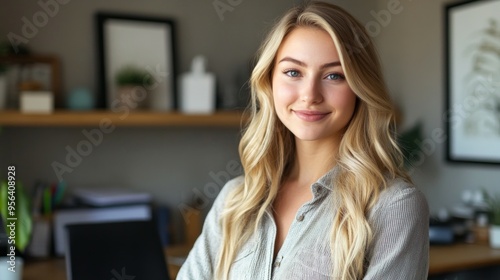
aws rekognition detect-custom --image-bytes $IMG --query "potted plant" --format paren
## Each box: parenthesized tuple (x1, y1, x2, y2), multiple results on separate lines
(397, 121, 423, 170)
(115, 65, 154, 110)
(483, 190, 500, 248)
(0, 180, 32, 279)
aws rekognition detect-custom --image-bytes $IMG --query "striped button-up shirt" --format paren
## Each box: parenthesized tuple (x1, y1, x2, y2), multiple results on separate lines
(177, 167, 429, 279)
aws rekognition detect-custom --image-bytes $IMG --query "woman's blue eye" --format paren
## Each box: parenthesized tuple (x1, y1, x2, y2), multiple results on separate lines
(285, 70, 300, 77)
(326, 73, 344, 80)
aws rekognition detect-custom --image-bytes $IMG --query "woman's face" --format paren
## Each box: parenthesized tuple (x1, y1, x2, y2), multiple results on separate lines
(272, 27, 357, 143)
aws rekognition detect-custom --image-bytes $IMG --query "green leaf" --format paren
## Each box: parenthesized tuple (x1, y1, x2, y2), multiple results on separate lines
(115, 65, 154, 86)
(0, 180, 33, 252)
(483, 189, 500, 226)
(0, 181, 7, 223)
(397, 122, 423, 169)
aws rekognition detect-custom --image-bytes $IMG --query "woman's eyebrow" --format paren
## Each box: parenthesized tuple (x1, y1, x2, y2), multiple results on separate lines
(278, 56, 341, 69)
(278, 56, 307, 66)
(320, 61, 341, 69)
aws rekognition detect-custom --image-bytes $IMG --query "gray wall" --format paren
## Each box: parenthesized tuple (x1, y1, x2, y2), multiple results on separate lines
(375, 0, 500, 214)
(2, 126, 242, 238)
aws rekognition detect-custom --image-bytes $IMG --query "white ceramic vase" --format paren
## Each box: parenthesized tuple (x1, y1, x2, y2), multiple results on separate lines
(489, 225, 500, 248)
(0, 256, 23, 280)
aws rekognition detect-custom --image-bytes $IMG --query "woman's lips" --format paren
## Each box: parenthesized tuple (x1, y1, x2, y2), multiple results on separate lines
(293, 110, 330, 122)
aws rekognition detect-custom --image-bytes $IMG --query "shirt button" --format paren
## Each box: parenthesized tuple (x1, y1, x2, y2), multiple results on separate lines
(296, 214, 304, 222)
(274, 256, 282, 267)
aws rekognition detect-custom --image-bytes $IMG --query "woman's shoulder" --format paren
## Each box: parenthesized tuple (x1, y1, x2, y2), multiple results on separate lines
(213, 176, 245, 205)
(203, 176, 245, 218)
(370, 177, 429, 217)
(221, 175, 244, 195)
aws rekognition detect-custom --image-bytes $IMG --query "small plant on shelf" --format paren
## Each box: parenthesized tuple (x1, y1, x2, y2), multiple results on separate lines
(114, 65, 154, 110)
(115, 65, 154, 87)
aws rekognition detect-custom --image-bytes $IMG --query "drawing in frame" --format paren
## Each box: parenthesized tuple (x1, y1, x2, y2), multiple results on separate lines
(96, 13, 177, 110)
(445, 0, 500, 164)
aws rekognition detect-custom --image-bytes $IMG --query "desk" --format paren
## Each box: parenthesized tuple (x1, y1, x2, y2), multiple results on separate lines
(22, 245, 190, 280)
(429, 243, 500, 275)
(22, 243, 500, 279)
(23, 258, 66, 280)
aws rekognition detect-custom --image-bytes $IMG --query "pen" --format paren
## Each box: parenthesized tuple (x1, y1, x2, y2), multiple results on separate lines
(43, 187, 51, 215)
(54, 180, 66, 206)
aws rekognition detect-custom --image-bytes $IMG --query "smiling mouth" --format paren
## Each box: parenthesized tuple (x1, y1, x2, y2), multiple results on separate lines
(293, 110, 330, 122)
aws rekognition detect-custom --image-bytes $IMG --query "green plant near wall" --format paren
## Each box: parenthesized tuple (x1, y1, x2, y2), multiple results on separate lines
(397, 121, 424, 169)
(483, 190, 500, 226)
(0, 180, 33, 252)
(115, 65, 154, 87)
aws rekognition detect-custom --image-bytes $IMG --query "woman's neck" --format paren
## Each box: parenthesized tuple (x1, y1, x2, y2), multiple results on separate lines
(286, 137, 339, 186)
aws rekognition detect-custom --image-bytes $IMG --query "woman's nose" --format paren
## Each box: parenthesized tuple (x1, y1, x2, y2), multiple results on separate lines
(300, 78, 323, 104)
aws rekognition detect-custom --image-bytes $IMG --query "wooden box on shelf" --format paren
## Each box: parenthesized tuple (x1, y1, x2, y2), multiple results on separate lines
(0, 55, 62, 108)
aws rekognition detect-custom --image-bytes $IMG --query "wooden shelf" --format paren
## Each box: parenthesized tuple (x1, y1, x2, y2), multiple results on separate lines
(0, 110, 245, 127)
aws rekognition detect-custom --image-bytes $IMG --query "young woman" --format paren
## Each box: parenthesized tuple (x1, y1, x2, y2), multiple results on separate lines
(177, 2, 429, 279)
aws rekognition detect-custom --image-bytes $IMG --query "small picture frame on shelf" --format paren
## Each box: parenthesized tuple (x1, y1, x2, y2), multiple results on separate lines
(0, 55, 61, 110)
(96, 12, 177, 111)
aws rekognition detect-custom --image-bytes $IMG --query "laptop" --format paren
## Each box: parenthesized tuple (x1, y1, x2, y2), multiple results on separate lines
(65, 220, 170, 280)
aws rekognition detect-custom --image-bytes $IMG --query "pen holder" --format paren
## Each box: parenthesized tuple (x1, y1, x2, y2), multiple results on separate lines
(25, 215, 52, 258)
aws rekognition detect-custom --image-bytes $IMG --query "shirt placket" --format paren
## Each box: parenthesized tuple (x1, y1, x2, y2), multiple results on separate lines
(271, 183, 326, 279)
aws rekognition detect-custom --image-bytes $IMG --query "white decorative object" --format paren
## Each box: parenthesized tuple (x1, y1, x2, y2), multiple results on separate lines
(490, 225, 500, 248)
(0, 74, 7, 109)
(180, 55, 216, 114)
(20, 91, 54, 113)
(0, 256, 23, 280)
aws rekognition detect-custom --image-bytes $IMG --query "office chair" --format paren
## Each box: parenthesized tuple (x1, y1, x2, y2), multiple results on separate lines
(65, 220, 170, 280)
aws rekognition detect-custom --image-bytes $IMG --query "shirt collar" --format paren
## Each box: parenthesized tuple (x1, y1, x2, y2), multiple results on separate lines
(314, 164, 340, 191)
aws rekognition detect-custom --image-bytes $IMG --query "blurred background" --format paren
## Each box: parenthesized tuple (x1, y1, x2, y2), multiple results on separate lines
(0, 0, 500, 278)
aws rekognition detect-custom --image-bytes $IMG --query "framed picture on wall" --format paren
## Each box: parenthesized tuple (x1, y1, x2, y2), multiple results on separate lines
(445, 0, 500, 164)
(96, 13, 177, 110)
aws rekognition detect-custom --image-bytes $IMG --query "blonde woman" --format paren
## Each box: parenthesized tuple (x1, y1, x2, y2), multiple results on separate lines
(177, 1, 429, 279)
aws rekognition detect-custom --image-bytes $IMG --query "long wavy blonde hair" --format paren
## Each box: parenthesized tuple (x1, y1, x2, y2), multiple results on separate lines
(216, 2, 410, 279)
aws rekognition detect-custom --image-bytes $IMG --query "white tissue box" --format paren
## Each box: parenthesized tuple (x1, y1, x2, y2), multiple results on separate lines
(180, 75, 216, 114)
(20, 91, 54, 113)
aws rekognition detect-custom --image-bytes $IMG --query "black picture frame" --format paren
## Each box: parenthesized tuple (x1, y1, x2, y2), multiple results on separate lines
(445, 0, 500, 165)
(96, 12, 177, 110)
